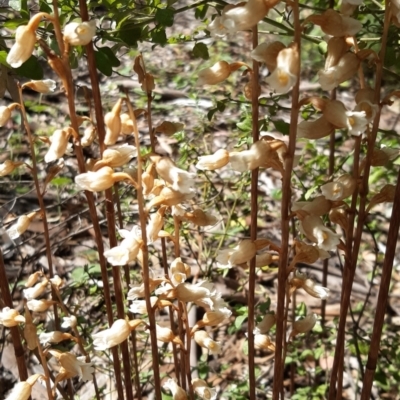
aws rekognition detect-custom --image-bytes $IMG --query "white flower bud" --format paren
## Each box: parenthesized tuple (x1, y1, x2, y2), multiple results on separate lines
(193, 330, 222, 355)
(64, 20, 96, 46)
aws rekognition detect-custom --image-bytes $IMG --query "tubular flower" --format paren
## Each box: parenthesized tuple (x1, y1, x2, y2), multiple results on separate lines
(94, 145, 137, 169)
(354, 87, 379, 122)
(92, 319, 142, 350)
(63, 20, 96, 46)
(305, 9, 362, 37)
(197, 61, 231, 85)
(195, 149, 230, 170)
(104, 227, 142, 266)
(318, 52, 360, 91)
(147, 186, 195, 209)
(299, 215, 341, 251)
(0, 160, 23, 177)
(251, 41, 286, 72)
(39, 331, 76, 345)
(194, 307, 232, 330)
(297, 116, 335, 140)
(175, 282, 213, 304)
(194, 330, 222, 355)
(323, 100, 368, 136)
(5, 374, 45, 400)
(289, 271, 330, 300)
(208, 0, 278, 37)
(292, 196, 332, 216)
(0, 106, 12, 126)
(27, 299, 57, 312)
(21, 79, 56, 93)
(154, 324, 184, 346)
(151, 155, 195, 194)
(228, 140, 273, 172)
(216, 239, 256, 268)
(320, 174, 356, 201)
(265, 45, 299, 94)
(129, 297, 158, 314)
(324, 37, 350, 70)
(147, 206, 167, 243)
(253, 333, 276, 351)
(163, 379, 187, 400)
(192, 378, 217, 400)
(44, 128, 72, 162)
(7, 13, 54, 68)
(0, 307, 25, 327)
(23, 278, 49, 300)
(170, 257, 191, 286)
(25, 271, 43, 288)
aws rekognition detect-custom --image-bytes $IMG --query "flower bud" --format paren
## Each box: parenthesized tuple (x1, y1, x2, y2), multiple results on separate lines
(63, 20, 96, 46)
(154, 121, 184, 135)
(104, 99, 123, 145)
(120, 113, 134, 135)
(194, 330, 222, 355)
(5, 374, 44, 400)
(142, 162, 156, 195)
(192, 378, 217, 400)
(22, 79, 56, 93)
(292, 313, 317, 336)
(155, 324, 183, 346)
(7, 26, 36, 68)
(92, 319, 141, 350)
(163, 379, 187, 400)
(195, 149, 230, 171)
(0, 307, 26, 327)
(147, 206, 166, 243)
(197, 61, 231, 85)
(0, 160, 23, 177)
(44, 128, 72, 163)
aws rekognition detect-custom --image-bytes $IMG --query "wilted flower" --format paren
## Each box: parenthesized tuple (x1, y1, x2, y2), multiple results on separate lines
(318, 52, 360, 91)
(299, 215, 341, 251)
(195, 149, 230, 170)
(192, 378, 217, 400)
(163, 379, 187, 400)
(366, 184, 396, 213)
(216, 239, 256, 268)
(290, 271, 330, 299)
(197, 61, 231, 85)
(297, 116, 335, 140)
(265, 45, 299, 94)
(194, 330, 222, 355)
(320, 174, 356, 201)
(92, 319, 141, 350)
(181, 208, 219, 227)
(5, 374, 45, 400)
(22, 79, 56, 93)
(7, 13, 54, 68)
(0, 160, 23, 177)
(104, 227, 142, 266)
(0, 307, 25, 327)
(305, 9, 362, 36)
(63, 20, 96, 46)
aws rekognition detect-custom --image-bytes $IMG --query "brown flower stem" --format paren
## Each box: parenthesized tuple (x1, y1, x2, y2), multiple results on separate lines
(17, 85, 60, 330)
(328, 4, 391, 398)
(182, 302, 195, 400)
(273, 0, 301, 397)
(126, 97, 162, 400)
(0, 248, 28, 382)
(248, 23, 259, 400)
(35, 338, 55, 400)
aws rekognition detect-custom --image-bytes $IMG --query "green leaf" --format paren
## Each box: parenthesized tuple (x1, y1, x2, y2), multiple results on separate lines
(195, 4, 208, 19)
(116, 21, 142, 46)
(0, 51, 8, 67)
(155, 8, 174, 27)
(39, 0, 53, 13)
(71, 267, 87, 284)
(98, 46, 121, 67)
(15, 56, 43, 79)
(272, 119, 290, 135)
(4, 18, 29, 29)
(235, 314, 247, 329)
(305, 185, 318, 200)
(51, 177, 72, 187)
(94, 49, 113, 76)
(151, 27, 167, 46)
(192, 42, 209, 60)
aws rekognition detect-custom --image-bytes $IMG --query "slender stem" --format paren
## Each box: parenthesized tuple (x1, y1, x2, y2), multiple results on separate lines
(0, 249, 28, 382)
(247, 24, 259, 400)
(273, 1, 301, 397)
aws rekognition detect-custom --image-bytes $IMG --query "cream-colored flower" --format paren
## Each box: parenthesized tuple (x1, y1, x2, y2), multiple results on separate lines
(39, 331, 75, 345)
(7, 26, 36, 68)
(194, 330, 222, 355)
(44, 128, 72, 163)
(129, 297, 158, 314)
(23, 279, 49, 300)
(5, 374, 44, 400)
(170, 257, 191, 286)
(0, 307, 25, 327)
(297, 116, 335, 140)
(192, 378, 217, 400)
(104, 227, 142, 266)
(61, 315, 77, 329)
(163, 379, 187, 400)
(251, 41, 286, 72)
(292, 196, 332, 216)
(290, 271, 330, 300)
(195, 149, 230, 170)
(265, 45, 299, 94)
(292, 313, 317, 334)
(0, 160, 23, 177)
(300, 215, 341, 251)
(63, 20, 96, 46)
(22, 79, 56, 93)
(27, 299, 56, 312)
(95, 145, 137, 169)
(320, 174, 356, 201)
(92, 319, 140, 350)
(216, 239, 256, 268)
(0, 105, 12, 126)
(104, 99, 123, 145)
(253, 333, 276, 351)
(255, 313, 276, 334)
